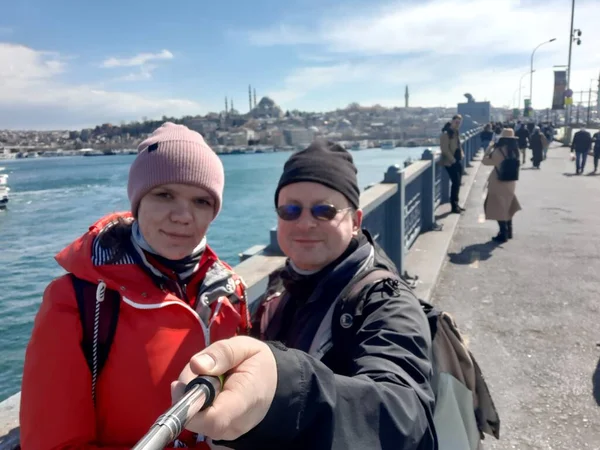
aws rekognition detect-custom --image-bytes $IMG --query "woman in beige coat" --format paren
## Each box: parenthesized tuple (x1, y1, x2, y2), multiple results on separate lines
(482, 128, 522, 242)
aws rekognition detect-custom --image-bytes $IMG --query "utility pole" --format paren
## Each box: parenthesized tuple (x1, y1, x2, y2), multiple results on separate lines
(575, 90, 582, 124)
(597, 71, 600, 120)
(587, 85, 592, 125)
(565, 0, 576, 143)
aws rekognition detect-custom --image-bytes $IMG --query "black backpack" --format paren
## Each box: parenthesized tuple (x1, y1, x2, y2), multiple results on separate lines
(70, 274, 121, 403)
(495, 148, 520, 182)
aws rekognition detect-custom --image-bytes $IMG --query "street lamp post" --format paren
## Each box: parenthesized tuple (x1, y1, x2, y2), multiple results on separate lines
(565, 0, 577, 143)
(518, 70, 533, 116)
(530, 38, 557, 109)
(513, 86, 522, 108)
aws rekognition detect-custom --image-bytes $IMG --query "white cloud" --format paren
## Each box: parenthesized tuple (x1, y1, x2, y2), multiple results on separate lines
(0, 43, 202, 130)
(101, 49, 173, 68)
(253, 0, 600, 110)
(101, 49, 174, 82)
(0, 43, 66, 80)
(114, 64, 157, 82)
(248, 24, 319, 47)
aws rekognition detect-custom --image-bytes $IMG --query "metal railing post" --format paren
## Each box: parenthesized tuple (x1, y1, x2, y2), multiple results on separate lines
(466, 132, 473, 167)
(461, 134, 467, 171)
(420, 149, 435, 231)
(383, 165, 406, 274)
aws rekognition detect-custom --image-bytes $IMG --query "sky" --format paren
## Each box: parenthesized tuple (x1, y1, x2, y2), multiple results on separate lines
(1, 0, 599, 130)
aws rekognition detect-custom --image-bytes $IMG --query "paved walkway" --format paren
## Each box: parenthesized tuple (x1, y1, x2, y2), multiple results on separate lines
(431, 144, 600, 449)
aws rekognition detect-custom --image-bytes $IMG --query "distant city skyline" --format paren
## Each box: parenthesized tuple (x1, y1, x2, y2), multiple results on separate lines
(1, 0, 599, 130)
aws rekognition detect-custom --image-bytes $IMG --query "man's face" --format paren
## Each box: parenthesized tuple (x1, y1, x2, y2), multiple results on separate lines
(276, 182, 362, 272)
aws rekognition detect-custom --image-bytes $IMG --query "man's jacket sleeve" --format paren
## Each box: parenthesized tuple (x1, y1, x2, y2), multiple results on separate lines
(219, 284, 437, 450)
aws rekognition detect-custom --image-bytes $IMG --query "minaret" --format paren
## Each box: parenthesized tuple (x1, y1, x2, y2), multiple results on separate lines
(225, 96, 228, 114)
(248, 85, 252, 111)
(405, 85, 409, 108)
(253, 88, 257, 108)
(231, 99, 234, 112)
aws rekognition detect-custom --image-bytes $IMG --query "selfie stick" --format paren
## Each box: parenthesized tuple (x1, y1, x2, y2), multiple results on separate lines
(132, 375, 223, 450)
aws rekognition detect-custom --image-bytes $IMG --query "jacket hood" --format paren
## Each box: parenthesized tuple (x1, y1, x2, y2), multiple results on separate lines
(55, 212, 133, 285)
(54, 212, 223, 304)
(442, 122, 456, 138)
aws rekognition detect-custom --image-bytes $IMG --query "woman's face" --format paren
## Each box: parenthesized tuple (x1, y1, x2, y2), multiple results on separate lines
(137, 183, 215, 260)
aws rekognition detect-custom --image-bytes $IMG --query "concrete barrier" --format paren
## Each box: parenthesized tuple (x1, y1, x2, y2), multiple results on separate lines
(0, 128, 483, 449)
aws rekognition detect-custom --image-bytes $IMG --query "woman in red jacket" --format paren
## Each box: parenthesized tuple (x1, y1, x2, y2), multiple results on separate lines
(20, 122, 250, 449)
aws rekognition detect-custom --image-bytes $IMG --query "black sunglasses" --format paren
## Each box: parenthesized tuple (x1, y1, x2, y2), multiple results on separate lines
(276, 204, 352, 221)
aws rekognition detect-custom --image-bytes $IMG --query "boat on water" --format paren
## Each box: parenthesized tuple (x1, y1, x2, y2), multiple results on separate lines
(350, 140, 369, 151)
(380, 140, 396, 150)
(0, 171, 9, 210)
(83, 149, 117, 156)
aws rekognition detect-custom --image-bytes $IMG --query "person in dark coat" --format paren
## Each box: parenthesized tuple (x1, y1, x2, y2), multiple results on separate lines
(592, 131, 600, 173)
(529, 126, 548, 169)
(543, 124, 554, 160)
(571, 128, 593, 175)
(173, 140, 437, 450)
(481, 123, 494, 150)
(515, 122, 530, 164)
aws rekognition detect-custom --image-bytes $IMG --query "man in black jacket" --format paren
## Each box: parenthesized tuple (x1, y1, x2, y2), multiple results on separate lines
(571, 128, 592, 174)
(515, 122, 530, 164)
(173, 140, 437, 450)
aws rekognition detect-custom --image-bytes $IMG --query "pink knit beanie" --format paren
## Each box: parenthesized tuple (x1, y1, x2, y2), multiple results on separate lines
(127, 122, 224, 217)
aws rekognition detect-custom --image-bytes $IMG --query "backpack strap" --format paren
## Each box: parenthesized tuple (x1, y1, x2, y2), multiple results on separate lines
(70, 274, 121, 404)
(330, 268, 401, 364)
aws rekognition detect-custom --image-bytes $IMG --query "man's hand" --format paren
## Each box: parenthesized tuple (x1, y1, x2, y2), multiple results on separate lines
(171, 336, 278, 441)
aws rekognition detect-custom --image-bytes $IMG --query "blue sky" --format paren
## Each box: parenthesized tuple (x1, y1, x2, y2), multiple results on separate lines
(1, 0, 599, 129)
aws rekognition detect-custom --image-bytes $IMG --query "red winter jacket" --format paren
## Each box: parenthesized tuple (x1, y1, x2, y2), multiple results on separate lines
(20, 212, 249, 449)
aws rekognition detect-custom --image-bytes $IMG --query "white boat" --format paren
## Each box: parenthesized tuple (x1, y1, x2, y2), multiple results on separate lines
(0, 172, 9, 209)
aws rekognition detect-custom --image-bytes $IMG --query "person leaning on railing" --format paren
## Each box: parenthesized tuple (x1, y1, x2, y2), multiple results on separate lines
(19, 123, 250, 449)
(173, 140, 437, 450)
(439, 114, 465, 214)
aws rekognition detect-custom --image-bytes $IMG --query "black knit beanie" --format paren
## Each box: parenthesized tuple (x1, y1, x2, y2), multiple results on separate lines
(274, 140, 360, 209)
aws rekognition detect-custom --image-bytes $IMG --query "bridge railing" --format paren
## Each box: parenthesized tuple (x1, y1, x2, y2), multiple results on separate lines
(0, 128, 483, 450)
